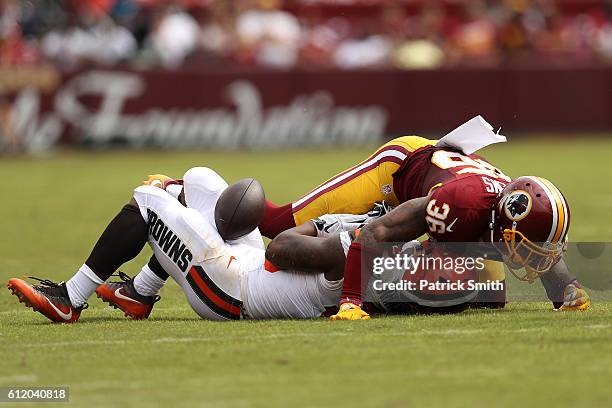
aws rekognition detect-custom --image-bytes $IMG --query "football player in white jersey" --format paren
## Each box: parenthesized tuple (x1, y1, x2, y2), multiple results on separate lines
(8, 167, 375, 322)
(122, 166, 350, 320)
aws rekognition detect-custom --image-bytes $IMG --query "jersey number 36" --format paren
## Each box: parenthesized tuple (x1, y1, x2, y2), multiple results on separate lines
(425, 199, 449, 234)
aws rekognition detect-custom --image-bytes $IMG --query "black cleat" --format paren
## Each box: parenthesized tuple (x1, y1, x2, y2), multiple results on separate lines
(96, 272, 160, 320)
(7, 277, 87, 323)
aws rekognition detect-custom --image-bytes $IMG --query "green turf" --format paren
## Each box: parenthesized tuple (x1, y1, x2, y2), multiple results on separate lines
(1, 137, 611, 407)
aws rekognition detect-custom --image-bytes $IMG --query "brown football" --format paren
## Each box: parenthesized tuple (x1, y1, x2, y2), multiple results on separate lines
(214, 178, 265, 240)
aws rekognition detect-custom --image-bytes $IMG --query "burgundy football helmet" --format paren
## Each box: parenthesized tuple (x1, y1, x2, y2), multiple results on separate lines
(491, 176, 570, 282)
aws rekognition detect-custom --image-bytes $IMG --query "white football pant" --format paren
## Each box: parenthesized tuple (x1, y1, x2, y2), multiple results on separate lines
(133, 167, 343, 320)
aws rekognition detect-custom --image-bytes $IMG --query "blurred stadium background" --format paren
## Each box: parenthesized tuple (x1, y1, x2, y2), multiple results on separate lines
(0, 0, 610, 152)
(1, 1, 611, 406)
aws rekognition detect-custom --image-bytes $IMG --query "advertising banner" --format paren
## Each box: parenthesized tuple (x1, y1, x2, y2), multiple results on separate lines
(2, 66, 610, 152)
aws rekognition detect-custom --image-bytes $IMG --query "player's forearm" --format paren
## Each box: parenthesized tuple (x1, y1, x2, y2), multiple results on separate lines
(356, 196, 429, 246)
(540, 258, 577, 306)
(266, 228, 344, 273)
(266, 234, 318, 270)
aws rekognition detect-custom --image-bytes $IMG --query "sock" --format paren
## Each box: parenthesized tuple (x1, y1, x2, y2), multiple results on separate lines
(133, 264, 166, 296)
(85, 204, 148, 281)
(259, 201, 296, 239)
(147, 255, 170, 281)
(340, 243, 366, 303)
(340, 242, 380, 305)
(66, 264, 104, 308)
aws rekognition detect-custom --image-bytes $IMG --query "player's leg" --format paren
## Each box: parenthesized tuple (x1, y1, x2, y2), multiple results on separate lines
(95, 255, 167, 319)
(96, 167, 227, 320)
(94, 166, 229, 320)
(181, 167, 228, 216)
(259, 136, 436, 238)
(133, 184, 255, 320)
(97, 166, 265, 320)
(92, 167, 224, 320)
(133, 255, 169, 296)
(183, 166, 264, 250)
(7, 200, 150, 323)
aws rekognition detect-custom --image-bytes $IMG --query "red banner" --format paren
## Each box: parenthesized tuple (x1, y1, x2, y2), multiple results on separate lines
(4, 66, 611, 151)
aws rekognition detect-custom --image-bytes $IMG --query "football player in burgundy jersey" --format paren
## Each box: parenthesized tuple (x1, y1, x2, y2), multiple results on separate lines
(260, 137, 590, 319)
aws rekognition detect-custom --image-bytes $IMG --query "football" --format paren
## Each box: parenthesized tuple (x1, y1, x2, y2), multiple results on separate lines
(214, 178, 265, 240)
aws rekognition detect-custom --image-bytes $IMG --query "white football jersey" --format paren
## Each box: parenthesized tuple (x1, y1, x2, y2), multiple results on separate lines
(244, 264, 342, 319)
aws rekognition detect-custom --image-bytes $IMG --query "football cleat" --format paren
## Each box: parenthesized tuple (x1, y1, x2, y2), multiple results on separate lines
(7, 277, 86, 323)
(95, 272, 160, 320)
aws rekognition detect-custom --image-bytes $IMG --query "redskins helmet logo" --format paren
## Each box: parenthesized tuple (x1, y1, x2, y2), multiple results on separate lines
(504, 190, 532, 221)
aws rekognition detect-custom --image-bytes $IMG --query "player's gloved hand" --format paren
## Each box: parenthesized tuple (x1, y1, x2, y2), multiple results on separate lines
(143, 174, 173, 189)
(558, 282, 590, 311)
(330, 299, 370, 321)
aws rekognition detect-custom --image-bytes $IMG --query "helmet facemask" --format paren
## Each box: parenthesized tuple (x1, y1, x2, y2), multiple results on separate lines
(499, 228, 564, 283)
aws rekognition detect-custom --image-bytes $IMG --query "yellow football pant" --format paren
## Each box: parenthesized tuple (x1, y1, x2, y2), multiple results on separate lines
(292, 136, 435, 224)
(290, 135, 505, 282)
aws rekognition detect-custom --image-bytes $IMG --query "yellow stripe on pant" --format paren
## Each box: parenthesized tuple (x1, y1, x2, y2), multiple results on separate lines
(292, 136, 436, 225)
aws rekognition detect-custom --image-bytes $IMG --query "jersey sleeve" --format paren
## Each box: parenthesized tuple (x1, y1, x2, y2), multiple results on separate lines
(425, 178, 493, 242)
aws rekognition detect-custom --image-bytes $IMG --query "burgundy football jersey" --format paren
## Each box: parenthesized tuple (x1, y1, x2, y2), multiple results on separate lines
(392, 145, 511, 242)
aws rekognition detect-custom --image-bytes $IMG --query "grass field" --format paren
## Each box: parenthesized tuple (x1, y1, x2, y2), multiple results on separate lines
(1, 137, 611, 407)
